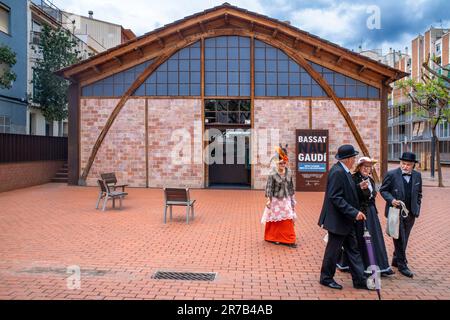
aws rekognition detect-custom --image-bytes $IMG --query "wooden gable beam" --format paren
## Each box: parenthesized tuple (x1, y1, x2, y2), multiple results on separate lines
(314, 46, 321, 57)
(134, 46, 144, 57)
(250, 21, 255, 32)
(294, 38, 301, 49)
(177, 29, 185, 40)
(113, 56, 123, 66)
(272, 28, 278, 38)
(336, 56, 344, 65)
(91, 65, 101, 74)
(358, 65, 367, 75)
(224, 13, 229, 25)
(157, 37, 165, 48)
(198, 21, 207, 33)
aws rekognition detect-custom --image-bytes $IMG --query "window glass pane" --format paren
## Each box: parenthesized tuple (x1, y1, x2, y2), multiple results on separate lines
(289, 85, 300, 96)
(205, 48, 215, 59)
(104, 84, 114, 96)
(216, 60, 227, 71)
(82, 86, 93, 96)
(0, 6, 10, 34)
(266, 60, 277, 72)
(104, 75, 114, 84)
(228, 72, 239, 84)
(179, 60, 189, 71)
(157, 84, 168, 95)
(346, 77, 356, 86)
(216, 47, 227, 59)
(205, 72, 216, 84)
(301, 85, 311, 96)
(255, 60, 265, 72)
(228, 36, 239, 47)
(278, 60, 288, 72)
(168, 72, 178, 83)
(190, 84, 200, 96)
(168, 84, 178, 96)
(205, 85, 216, 96)
(266, 85, 277, 96)
(190, 60, 200, 71)
(278, 85, 288, 96)
(255, 72, 265, 85)
(179, 48, 190, 59)
(228, 60, 239, 71)
(239, 47, 250, 59)
(228, 85, 239, 97)
(113, 73, 124, 83)
(335, 74, 345, 85)
(324, 73, 334, 85)
(228, 47, 239, 59)
(255, 84, 265, 96)
(346, 85, 357, 98)
(255, 48, 265, 59)
(179, 84, 189, 96)
(240, 72, 250, 84)
(239, 37, 250, 47)
(146, 84, 156, 95)
(240, 60, 250, 72)
(93, 84, 103, 96)
(216, 37, 227, 47)
(278, 72, 288, 85)
(289, 73, 300, 85)
(301, 72, 312, 84)
(205, 60, 215, 71)
(179, 72, 189, 84)
(168, 60, 178, 71)
(217, 72, 227, 84)
(334, 85, 345, 97)
(190, 47, 201, 59)
(267, 48, 277, 59)
(267, 73, 277, 85)
(158, 62, 168, 71)
(134, 84, 145, 96)
(147, 74, 156, 84)
(368, 86, 379, 99)
(205, 38, 215, 47)
(357, 85, 368, 98)
(240, 85, 250, 96)
(289, 61, 300, 72)
(216, 85, 227, 96)
(157, 71, 167, 83)
(114, 84, 126, 96)
(311, 85, 325, 97)
(278, 50, 288, 60)
(190, 72, 200, 83)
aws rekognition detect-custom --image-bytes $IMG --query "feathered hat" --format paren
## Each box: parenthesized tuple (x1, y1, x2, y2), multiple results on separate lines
(273, 144, 289, 163)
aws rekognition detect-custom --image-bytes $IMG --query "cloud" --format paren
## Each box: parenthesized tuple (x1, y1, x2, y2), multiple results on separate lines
(52, 0, 449, 54)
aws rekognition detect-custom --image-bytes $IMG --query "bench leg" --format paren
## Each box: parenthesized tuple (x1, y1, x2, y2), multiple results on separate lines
(186, 206, 189, 224)
(191, 205, 194, 220)
(164, 205, 167, 223)
(95, 192, 102, 209)
(119, 197, 122, 209)
(112, 198, 116, 209)
(170, 206, 172, 221)
(102, 197, 108, 211)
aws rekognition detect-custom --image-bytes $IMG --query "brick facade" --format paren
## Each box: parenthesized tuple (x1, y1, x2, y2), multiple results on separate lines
(0, 161, 64, 193)
(311, 100, 381, 175)
(253, 99, 310, 189)
(80, 98, 203, 188)
(80, 98, 380, 190)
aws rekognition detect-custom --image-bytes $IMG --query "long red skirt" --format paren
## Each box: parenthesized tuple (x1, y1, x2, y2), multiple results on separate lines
(264, 219, 296, 244)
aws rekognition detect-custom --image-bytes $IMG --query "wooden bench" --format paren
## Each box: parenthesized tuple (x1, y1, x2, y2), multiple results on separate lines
(163, 188, 195, 224)
(96, 179, 128, 211)
(100, 172, 128, 193)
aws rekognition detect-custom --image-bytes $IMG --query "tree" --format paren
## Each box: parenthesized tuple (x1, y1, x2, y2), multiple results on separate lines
(396, 55, 450, 187)
(31, 24, 81, 132)
(0, 45, 17, 89)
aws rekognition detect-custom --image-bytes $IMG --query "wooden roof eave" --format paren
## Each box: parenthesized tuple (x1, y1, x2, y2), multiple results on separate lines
(56, 4, 407, 85)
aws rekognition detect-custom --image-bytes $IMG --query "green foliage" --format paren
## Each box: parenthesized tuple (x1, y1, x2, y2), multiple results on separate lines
(0, 45, 17, 89)
(31, 24, 81, 121)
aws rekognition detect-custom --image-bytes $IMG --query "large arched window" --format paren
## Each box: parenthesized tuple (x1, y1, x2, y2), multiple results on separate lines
(204, 36, 251, 97)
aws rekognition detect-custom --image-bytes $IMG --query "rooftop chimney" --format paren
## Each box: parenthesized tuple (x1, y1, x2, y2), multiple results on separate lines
(88, 11, 93, 19)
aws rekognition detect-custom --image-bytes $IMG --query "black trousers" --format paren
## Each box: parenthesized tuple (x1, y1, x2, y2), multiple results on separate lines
(392, 214, 416, 270)
(320, 229, 366, 285)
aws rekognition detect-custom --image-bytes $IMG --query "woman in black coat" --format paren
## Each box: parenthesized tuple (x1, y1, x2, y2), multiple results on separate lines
(337, 157, 395, 276)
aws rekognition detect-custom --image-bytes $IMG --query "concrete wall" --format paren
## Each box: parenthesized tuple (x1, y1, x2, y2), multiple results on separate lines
(0, 160, 64, 192)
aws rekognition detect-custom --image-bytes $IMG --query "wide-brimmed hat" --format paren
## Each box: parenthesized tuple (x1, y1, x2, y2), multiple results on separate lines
(356, 156, 378, 166)
(335, 144, 359, 160)
(274, 144, 288, 162)
(399, 152, 418, 163)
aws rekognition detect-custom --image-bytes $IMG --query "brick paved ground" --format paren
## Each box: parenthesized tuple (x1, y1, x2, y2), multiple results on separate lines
(0, 183, 449, 300)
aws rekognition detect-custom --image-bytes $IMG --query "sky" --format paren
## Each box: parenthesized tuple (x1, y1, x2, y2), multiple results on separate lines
(51, 0, 450, 55)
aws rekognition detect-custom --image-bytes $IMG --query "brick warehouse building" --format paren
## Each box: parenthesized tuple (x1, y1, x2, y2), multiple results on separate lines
(56, 3, 407, 189)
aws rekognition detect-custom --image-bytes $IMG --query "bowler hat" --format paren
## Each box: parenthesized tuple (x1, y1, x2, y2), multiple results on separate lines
(335, 144, 359, 160)
(399, 152, 418, 163)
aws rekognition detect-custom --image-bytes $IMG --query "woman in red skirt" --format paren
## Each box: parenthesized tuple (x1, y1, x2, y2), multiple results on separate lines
(262, 145, 297, 248)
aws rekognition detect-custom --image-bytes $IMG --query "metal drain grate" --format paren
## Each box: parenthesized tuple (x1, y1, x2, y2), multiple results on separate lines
(152, 271, 216, 281)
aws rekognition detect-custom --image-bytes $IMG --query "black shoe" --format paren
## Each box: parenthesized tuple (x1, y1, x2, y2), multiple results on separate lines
(353, 282, 375, 291)
(320, 280, 343, 290)
(399, 268, 414, 278)
(381, 269, 395, 277)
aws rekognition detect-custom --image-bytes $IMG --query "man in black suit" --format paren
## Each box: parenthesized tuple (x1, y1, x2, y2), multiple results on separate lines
(318, 145, 370, 290)
(380, 152, 422, 278)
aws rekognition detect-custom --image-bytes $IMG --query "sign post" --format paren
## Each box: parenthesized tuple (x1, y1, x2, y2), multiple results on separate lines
(295, 129, 329, 192)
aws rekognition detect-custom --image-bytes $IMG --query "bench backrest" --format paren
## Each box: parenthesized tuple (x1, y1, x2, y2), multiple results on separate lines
(164, 188, 189, 202)
(101, 172, 117, 184)
(97, 179, 110, 194)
